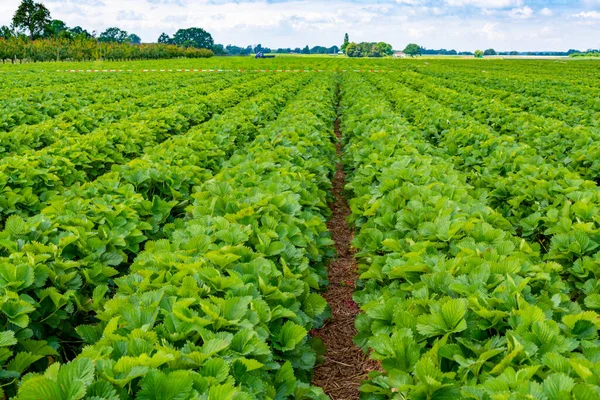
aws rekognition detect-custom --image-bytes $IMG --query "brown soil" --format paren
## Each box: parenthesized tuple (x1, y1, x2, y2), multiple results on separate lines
(311, 118, 379, 399)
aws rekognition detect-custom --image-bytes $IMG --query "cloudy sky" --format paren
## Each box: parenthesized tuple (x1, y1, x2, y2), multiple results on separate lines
(1, 0, 599, 51)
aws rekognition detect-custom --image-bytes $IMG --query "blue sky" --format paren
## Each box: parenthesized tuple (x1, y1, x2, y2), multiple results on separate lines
(1, 0, 599, 51)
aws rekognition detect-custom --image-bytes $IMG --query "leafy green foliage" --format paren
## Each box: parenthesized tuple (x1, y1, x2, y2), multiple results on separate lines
(340, 71, 600, 398)
(4, 70, 336, 399)
(12, 0, 51, 39)
(5, 57, 598, 399)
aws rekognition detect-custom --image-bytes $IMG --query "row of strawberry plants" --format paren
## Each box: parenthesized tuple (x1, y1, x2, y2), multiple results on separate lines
(412, 68, 599, 128)
(340, 72, 600, 399)
(0, 73, 125, 101)
(0, 73, 192, 133)
(0, 73, 236, 156)
(422, 63, 600, 110)
(0, 73, 270, 222)
(0, 73, 314, 398)
(9, 74, 338, 400)
(416, 61, 600, 106)
(393, 70, 600, 181)
(367, 73, 600, 306)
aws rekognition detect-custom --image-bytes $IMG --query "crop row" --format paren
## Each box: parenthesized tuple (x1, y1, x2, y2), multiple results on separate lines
(340, 72, 600, 398)
(0, 73, 246, 155)
(0, 73, 205, 133)
(0, 73, 274, 222)
(392, 70, 600, 182)
(417, 61, 600, 102)
(411, 68, 600, 128)
(6, 74, 338, 400)
(0, 73, 315, 398)
(367, 72, 600, 307)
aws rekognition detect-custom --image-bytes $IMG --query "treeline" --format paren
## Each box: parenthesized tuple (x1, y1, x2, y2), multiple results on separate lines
(211, 44, 340, 56)
(340, 34, 393, 58)
(344, 42, 393, 58)
(1, 0, 214, 62)
(484, 49, 583, 56)
(420, 47, 473, 56)
(409, 46, 587, 57)
(570, 50, 600, 58)
(0, 36, 213, 63)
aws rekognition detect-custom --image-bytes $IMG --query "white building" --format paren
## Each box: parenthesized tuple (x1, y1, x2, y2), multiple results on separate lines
(393, 51, 406, 58)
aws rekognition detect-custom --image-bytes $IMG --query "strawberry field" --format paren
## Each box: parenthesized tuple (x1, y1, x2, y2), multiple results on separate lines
(1, 58, 600, 399)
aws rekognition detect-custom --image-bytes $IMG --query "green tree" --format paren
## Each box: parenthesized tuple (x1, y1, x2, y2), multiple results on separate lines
(172, 28, 213, 49)
(0, 25, 14, 39)
(484, 48, 497, 55)
(403, 43, 421, 57)
(341, 32, 349, 53)
(157, 32, 171, 44)
(474, 49, 484, 58)
(12, 0, 51, 39)
(301, 45, 310, 54)
(69, 26, 92, 38)
(128, 33, 141, 44)
(43, 19, 68, 38)
(345, 42, 359, 57)
(212, 44, 225, 55)
(99, 27, 129, 43)
(374, 41, 393, 56)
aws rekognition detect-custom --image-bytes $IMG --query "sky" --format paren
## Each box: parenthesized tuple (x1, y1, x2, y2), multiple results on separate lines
(0, 0, 599, 51)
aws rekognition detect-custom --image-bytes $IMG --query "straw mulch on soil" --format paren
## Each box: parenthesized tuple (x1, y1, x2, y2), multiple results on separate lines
(311, 119, 380, 400)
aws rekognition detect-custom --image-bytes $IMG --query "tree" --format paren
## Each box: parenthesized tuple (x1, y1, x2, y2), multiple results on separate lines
(0, 25, 14, 40)
(99, 27, 129, 43)
(43, 19, 68, 38)
(403, 43, 421, 57)
(225, 44, 251, 55)
(341, 33, 349, 53)
(301, 45, 310, 54)
(172, 28, 213, 49)
(474, 49, 484, 58)
(484, 48, 497, 56)
(12, 0, 51, 39)
(345, 42, 359, 57)
(311, 46, 329, 54)
(212, 44, 225, 55)
(157, 33, 171, 44)
(374, 42, 393, 57)
(70, 26, 92, 38)
(128, 33, 141, 44)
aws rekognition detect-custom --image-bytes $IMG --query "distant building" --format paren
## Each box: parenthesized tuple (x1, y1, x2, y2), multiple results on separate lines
(393, 51, 406, 58)
(338, 51, 344, 55)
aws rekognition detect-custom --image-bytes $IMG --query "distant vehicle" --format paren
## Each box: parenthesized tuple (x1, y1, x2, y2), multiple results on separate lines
(255, 52, 275, 59)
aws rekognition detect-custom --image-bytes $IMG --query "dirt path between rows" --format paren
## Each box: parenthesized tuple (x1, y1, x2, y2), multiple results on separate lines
(311, 117, 377, 399)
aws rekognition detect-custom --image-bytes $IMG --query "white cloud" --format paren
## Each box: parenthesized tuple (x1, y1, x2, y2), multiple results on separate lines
(445, 0, 522, 8)
(482, 22, 505, 40)
(572, 10, 600, 19)
(509, 6, 533, 19)
(117, 10, 146, 21)
(540, 7, 553, 17)
(0, 0, 598, 52)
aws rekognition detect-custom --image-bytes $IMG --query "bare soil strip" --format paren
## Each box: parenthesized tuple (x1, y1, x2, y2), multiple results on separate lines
(311, 118, 377, 400)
